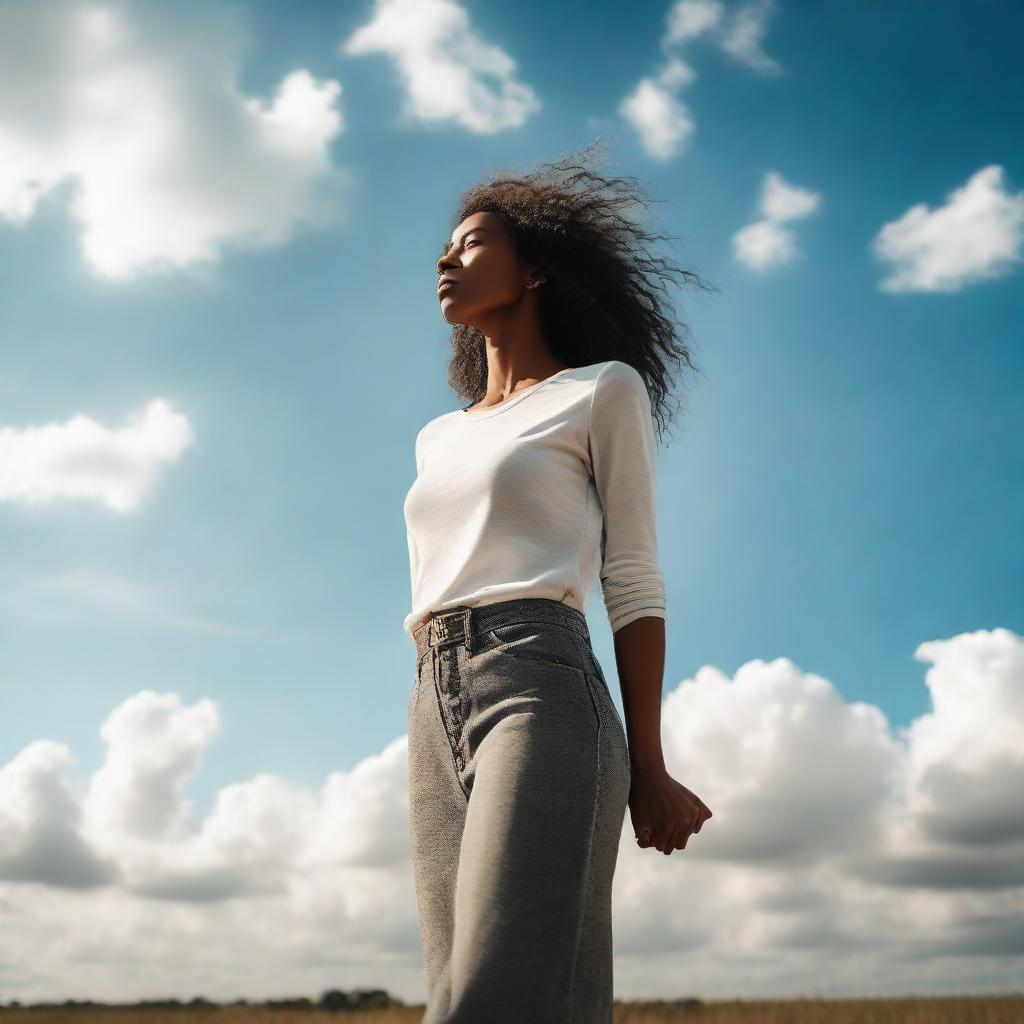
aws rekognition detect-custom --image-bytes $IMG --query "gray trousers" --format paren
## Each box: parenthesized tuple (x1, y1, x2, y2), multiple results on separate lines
(407, 597, 632, 1023)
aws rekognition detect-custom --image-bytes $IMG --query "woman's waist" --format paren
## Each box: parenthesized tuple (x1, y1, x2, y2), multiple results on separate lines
(411, 594, 590, 660)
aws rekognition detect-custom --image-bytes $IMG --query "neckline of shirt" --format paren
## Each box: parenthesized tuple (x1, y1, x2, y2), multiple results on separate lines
(457, 365, 578, 420)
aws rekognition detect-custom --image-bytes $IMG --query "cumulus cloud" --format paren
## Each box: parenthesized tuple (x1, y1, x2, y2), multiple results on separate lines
(0, 742, 118, 889)
(84, 692, 222, 846)
(732, 170, 823, 271)
(872, 164, 1024, 293)
(0, 689, 419, 1001)
(2, 627, 1022, 1001)
(0, 398, 193, 512)
(661, 658, 901, 864)
(904, 629, 1024, 845)
(621, 0, 781, 161)
(618, 60, 697, 163)
(340, 0, 541, 135)
(0, 0, 349, 280)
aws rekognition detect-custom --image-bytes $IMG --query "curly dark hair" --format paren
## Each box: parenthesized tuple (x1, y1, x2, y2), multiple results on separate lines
(443, 139, 717, 445)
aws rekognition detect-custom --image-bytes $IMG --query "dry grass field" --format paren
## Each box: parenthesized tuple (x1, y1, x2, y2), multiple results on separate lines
(1, 995, 1022, 1024)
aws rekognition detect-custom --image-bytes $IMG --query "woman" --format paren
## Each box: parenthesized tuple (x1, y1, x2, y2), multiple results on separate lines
(403, 146, 715, 1023)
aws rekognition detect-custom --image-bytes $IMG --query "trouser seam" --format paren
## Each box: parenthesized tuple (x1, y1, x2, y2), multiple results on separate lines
(567, 662, 604, 1023)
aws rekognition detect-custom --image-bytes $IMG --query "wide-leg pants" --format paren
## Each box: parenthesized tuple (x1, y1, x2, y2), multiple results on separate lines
(407, 597, 632, 1023)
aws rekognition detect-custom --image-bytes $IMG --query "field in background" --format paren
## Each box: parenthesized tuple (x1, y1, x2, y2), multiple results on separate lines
(1, 996, 1023, 1023)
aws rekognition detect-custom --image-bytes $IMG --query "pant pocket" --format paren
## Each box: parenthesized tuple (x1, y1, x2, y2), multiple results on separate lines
(409, 651, 428, 716)
(481, 621, 586, 674)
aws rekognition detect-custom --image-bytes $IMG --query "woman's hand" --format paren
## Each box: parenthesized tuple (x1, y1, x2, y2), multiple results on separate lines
(628, 767, 712, 854)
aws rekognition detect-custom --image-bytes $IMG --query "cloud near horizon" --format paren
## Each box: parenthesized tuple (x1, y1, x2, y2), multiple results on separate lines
(1, 626, 1021, 1001)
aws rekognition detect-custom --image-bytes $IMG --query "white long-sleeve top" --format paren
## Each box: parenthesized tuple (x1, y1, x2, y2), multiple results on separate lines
(402, 359, 667, 639)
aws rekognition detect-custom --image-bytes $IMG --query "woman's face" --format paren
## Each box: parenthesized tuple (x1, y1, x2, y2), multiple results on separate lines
(436, 211, 534, 326)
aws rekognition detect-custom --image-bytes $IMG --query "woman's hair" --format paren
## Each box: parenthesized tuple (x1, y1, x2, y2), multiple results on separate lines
(444, 138, 718, 445)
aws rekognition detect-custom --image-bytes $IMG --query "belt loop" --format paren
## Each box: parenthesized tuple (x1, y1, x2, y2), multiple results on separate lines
(428, 606, 473, 651)
(432, 613, 446, 646)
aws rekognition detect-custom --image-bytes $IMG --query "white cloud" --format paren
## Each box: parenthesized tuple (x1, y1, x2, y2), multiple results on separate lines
(733, 170, 822, 271)
(0, 398, 193, 512)
(0, 741, 117, 890)
(665, 0, 724, 46)
(760, 170, 822, 223)
(2, 627, 1023, 1000)
(895, 628, 1024, 852)
(617, 62, 697, 163)
(660, 657, 900, 865)
(731, 218, 796, 270)
(340, 0, 541, 135)
(85, 691, 222, 846)
(872, 164, 1024, 293)
(622, 0, 781, 161)
(303, 741, 411, 871)
(0, 0, 349, 281)
(717, 0, 782, 74)
(0, 689, 420, 1000)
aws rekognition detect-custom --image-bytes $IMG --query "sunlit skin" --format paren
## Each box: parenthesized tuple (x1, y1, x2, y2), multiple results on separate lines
(436, 210, 567, 408)
(435, 211, 712, 854)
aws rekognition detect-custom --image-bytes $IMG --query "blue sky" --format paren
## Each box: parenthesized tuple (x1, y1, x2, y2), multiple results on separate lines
(1, 0, 1022, 1004)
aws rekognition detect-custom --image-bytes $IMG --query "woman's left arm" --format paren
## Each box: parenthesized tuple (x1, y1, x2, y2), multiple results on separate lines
(588, 361, 712, 855)
(613, 614, 666, 778)
(613, 615, 712, 855)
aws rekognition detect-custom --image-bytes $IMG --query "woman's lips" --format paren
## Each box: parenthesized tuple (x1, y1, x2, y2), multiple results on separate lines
(438, 280, 458, 294)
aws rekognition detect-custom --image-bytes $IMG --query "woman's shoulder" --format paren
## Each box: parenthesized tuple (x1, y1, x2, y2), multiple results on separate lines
(416, 408, 459, 442)
(567, 359, 641, 389)
(590, 359, 647, 397)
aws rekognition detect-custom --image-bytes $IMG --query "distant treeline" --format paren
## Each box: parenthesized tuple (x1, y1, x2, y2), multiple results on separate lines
(0, 988, 400, 1011)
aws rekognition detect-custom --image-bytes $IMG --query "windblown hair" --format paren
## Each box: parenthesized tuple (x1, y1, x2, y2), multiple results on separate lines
(444, 139, 717, 445)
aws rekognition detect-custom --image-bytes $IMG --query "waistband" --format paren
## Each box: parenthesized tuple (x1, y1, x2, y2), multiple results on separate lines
(412, 597, 590, 661)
